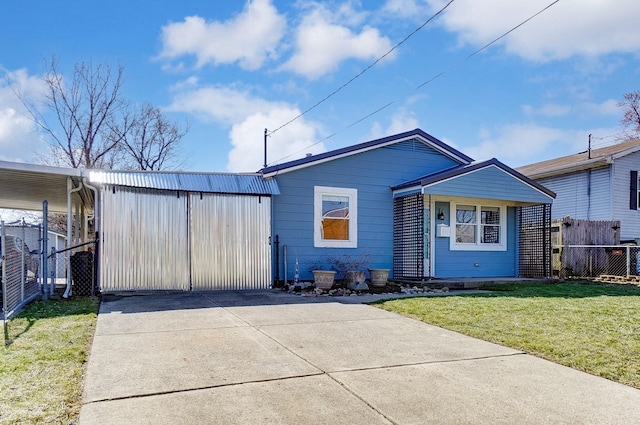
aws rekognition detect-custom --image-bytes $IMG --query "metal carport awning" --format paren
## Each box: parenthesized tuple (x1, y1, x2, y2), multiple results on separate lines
(0, 160, 92, 213)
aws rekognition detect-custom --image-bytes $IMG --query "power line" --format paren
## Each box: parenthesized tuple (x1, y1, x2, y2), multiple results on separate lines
(269, 102, 395, 164)
(267, 0, 563, 167)
(267, 0, 456, 137)
(416, 0, 561, 89)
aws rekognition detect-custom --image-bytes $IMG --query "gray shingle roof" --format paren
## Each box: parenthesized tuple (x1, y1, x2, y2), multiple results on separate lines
(517, 139, 640, 179)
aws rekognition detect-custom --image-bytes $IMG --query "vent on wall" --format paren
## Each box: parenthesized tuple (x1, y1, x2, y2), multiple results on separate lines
(385, 138, 435, 154)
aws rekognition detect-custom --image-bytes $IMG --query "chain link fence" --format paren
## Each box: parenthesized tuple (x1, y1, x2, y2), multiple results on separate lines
(2, 221, 41, 322)
(554, 244, 640, 280)
(68, 245, 96, 296)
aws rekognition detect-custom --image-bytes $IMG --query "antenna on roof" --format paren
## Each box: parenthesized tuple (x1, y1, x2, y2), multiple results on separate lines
(588, 134, 592, 159)
(264, 128, 268, 168)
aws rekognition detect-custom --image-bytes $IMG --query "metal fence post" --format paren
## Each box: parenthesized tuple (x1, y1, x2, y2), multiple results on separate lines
(50, 247, 57, 296)
(2, 221, 6, 320)
(42, 201, 50, 299)
(20, 220, 25, 304)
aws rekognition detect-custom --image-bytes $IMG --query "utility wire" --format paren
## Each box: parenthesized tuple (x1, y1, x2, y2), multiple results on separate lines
(270, 102, 395, 164)
(267, 0, 456, 137)
(416, 0, 561, 89)
(268, 0, 562, 167)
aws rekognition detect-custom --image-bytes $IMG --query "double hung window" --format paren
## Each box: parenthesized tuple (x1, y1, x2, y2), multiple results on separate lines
(314, 186, 358, 248)
(452, 202, 505, 251)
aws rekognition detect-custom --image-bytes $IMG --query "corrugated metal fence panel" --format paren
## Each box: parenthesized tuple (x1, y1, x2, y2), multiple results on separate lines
(100, 186, 190, 292)
(190, 193, 271, 290)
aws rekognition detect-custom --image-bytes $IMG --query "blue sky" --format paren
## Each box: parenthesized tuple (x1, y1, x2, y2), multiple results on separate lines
(1, 0, 639, 173)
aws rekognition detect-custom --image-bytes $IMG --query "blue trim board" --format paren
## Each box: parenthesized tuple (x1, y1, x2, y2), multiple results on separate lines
(393, 158, 556, 201)
(262, 128, 473, 177)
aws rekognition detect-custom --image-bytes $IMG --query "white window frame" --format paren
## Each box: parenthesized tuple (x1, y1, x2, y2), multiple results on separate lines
(314, 186, 358, 248)
(450, 201, 507, 251)
(637, 173, 640, 210)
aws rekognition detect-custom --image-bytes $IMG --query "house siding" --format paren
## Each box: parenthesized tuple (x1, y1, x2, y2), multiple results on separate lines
(589, 167, 612, 219)
(433, 205, 517, 277)
(612, 152, 640, 240)
(423, 165, 552, 204)
(272, 139, 461, 282)
(537, 171, 592, 220)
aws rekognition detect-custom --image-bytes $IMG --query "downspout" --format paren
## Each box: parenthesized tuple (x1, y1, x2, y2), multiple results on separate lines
(63, 179, 84, 298)
(587, 169, 592, 220)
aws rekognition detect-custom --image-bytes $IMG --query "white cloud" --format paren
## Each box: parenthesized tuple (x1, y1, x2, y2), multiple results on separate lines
(522, 99, 621, 119)
(382, 0, 431, 20)
(465, 123, 578, 166)
(428, 0, 640, 62)
(369, 108, 421, 139)
(522, 103, 571, 118)
(0, 68, 46, 163)
(228, 108, 325, 172)
(579, 99, 620, 117)
(167, 82, 286, 124)
(167, 79, 323, 172)
(158, 0, 286, 70)
(280, 3, 394, 79)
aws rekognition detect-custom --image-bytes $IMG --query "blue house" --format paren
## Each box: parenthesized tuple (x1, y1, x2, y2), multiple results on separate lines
(0, 128, 556, 294)
(263, 129, 556, 282)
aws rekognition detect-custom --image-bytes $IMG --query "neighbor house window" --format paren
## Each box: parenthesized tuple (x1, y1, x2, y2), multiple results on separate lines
(452, 202, 506, 251)
(314, 186, 358, 248)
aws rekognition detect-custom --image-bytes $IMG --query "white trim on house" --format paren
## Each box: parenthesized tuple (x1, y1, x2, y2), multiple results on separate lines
(449, 200, 507, 252)
(313, 186, 358, 248)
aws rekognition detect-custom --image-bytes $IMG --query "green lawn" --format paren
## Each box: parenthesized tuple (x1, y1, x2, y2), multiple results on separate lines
(375, 283, 640, 389)
(1, 297, 100, 425)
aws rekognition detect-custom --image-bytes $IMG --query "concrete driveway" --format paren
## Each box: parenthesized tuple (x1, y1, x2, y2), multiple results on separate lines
(80, 291, 640, 424)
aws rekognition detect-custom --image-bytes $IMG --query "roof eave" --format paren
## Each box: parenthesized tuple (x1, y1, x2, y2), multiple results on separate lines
(400, 159, 556, 200)
(524, 158, 611, 180)
(262, 129, 473, 178)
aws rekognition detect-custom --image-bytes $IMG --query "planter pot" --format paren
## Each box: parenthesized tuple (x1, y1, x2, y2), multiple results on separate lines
(368, 268, 390, 287)
(312, 270, 336, 290)
(346, 270, 366, 284)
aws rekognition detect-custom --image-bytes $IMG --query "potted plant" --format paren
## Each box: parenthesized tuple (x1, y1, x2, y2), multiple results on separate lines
(311, 270, 337, 290)
(328, 251, 371, 285)
(368, 268, 390, 287)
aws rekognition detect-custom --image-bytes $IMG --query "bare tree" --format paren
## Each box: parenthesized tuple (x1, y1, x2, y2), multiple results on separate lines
(113, 102, 188, 171)
(618, 90, 640, 141)
(9, 58, 190, 232)
(15, 58, 129, 168)
(14, 58, 188, 171)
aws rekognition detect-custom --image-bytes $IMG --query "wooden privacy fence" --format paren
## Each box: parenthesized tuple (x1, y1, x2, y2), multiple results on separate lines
(551, 216, 622, 279)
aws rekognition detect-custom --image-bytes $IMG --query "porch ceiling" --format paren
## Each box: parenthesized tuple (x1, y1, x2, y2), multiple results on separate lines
(0, 161, 90, 214)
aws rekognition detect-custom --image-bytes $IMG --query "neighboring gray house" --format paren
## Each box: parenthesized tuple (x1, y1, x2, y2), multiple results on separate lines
(4, 223, 67, 278)
(517, 139, 640, 242)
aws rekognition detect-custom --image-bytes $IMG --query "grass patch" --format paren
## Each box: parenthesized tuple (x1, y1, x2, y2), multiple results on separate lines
(375, 283, 640, 389)
(1, 296, 100, 425)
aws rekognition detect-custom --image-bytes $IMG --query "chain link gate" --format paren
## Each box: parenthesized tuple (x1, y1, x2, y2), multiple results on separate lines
(2, 221, 41, 324)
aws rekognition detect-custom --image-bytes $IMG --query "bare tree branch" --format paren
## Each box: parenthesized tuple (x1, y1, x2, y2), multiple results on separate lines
(618, 90, 640, 141)
(12, 57, 187, 171)
(115, 102, 189, 171)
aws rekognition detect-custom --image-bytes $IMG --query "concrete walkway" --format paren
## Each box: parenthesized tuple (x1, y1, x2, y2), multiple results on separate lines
(80, 290, 640, 424)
